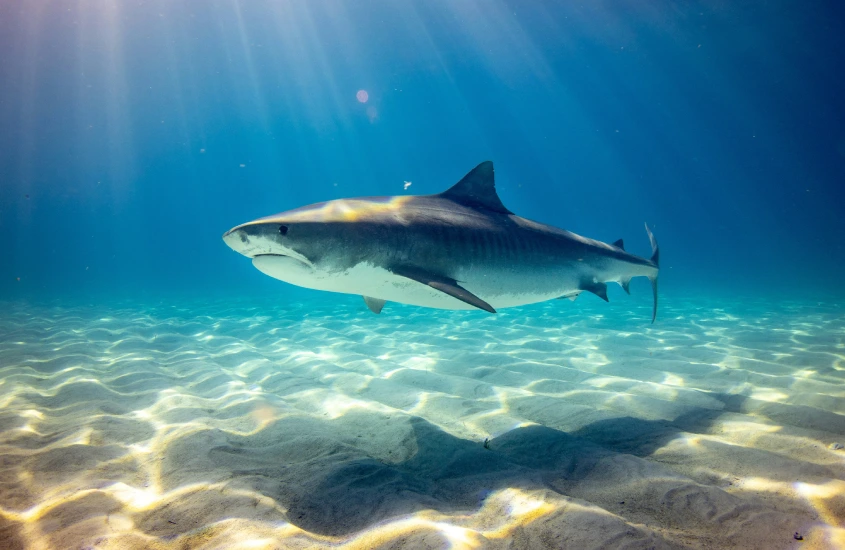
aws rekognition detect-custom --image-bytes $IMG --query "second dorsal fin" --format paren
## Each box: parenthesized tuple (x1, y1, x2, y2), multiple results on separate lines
(612, 239, 625, 250)
(439, 161, 512, 214)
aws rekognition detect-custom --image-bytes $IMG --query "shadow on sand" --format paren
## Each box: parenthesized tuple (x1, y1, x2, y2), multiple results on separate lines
(132, 392, 807, 542)
(276, 394, 751, 536)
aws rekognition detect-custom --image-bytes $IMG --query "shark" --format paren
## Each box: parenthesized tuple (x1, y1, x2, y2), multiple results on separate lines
(223, 161, 660, 321)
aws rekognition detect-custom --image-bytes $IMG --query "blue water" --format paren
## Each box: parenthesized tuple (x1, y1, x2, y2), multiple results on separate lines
(1, 1, 843, 303)
(2, 3, 845, 548)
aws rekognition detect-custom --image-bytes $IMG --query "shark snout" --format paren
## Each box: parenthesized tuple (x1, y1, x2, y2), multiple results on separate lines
(223, 222, 299, 261)
(222, 226, 254, 257)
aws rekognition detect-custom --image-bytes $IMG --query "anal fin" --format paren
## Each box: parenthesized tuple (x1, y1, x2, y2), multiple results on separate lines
(391, 266, 496, 313)
(619, 279, 631, 295)
(362, 296, 386, 314)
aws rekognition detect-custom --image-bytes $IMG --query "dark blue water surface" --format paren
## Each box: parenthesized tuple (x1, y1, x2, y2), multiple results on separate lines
(1, 1, 843, 305)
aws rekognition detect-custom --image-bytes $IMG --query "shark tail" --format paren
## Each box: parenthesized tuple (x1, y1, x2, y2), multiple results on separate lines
(645, 223, 659, 323)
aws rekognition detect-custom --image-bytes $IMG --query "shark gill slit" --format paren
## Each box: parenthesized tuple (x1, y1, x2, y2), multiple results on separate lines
(501, 231, 511, 260)
(506, 231, 515, 260)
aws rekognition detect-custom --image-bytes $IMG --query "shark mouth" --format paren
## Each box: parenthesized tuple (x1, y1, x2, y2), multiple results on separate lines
(252, 253, 314, 271)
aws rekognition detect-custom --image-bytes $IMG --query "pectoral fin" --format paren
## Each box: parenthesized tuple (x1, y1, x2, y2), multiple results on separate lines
(391, 266, 496, 313)
(557, 291, 581, 302)
(362, 296, 386, 314)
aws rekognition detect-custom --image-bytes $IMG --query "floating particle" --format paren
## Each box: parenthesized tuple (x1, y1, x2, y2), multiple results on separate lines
(240, 164, 246, 168)
(356, 89, 369, 103)
(200, 148, 206, 153)
(16, 277, 20, 282)
(403, 181, 412, 190)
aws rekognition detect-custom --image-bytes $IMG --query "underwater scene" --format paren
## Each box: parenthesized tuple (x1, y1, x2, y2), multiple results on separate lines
(1, 1, 844, 549)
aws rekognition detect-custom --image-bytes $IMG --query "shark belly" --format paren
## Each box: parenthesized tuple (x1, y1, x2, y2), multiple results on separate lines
(253, 255, 577, 310)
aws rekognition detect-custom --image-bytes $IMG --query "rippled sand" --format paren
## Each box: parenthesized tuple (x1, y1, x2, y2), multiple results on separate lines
(0, 294, 843, 549)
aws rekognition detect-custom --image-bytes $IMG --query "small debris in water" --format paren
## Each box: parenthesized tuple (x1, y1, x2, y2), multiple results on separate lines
(793, 532, 803, 541)
(829, 442, 844, 450)
(404, 181, 412, 190)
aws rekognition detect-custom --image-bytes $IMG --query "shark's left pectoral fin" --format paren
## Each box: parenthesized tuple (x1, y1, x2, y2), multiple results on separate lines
(391, 266, 496, 313)
(363, 296, 387, 314)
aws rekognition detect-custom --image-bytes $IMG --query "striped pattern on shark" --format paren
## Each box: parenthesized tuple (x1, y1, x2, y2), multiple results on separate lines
(223, 161, 660, 321)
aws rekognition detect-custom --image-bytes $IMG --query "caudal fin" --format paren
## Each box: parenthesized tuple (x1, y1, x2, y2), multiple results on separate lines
(644, 223, 659, 323)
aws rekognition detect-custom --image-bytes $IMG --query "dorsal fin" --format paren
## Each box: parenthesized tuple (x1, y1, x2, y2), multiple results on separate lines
(439, 161, 512, 214)
(612, 239, 625, 250)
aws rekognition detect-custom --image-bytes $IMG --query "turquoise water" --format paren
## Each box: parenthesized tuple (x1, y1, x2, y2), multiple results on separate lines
(1, 1, 844, 548)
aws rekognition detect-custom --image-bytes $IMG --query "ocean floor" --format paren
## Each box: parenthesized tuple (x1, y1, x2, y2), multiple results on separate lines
(0, 293, 844, 549)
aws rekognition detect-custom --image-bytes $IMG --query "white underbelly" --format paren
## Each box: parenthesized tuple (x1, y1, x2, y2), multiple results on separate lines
(252, 256, 568, 310)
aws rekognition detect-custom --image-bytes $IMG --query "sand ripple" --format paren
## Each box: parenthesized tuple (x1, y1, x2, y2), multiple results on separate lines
(0, 295, 844, 549)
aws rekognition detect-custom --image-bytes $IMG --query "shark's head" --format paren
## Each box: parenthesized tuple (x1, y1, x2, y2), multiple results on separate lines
(223, 197, 406, 287)
(222, 203, 331, 285)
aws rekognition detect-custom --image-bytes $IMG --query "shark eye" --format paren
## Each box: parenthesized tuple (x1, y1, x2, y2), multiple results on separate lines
(278, 225, 289, 236)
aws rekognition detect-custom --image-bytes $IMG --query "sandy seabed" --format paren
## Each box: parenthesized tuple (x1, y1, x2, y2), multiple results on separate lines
(0, 293, 843, 549)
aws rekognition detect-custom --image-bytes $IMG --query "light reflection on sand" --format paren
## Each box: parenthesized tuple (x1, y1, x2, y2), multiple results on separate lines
(0, 296, 843, 549)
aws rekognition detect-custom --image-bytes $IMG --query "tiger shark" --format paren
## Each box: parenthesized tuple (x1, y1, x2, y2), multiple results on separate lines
(223, 161, 660, 321)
